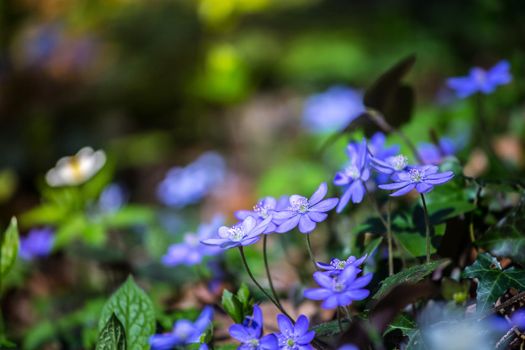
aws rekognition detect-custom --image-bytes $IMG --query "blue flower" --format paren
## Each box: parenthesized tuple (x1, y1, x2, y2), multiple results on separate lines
(229, 305, 278, 350)
(19, 228, 55, 261)
(446, 60, 512, 98)
(99, 183, 127, 213)
(201, 216, 271, 249)
(162, 215, 224, 267)
(304, 265, 372, 309)
(273, 183, 338, 234)
(157, 152, 226, 208)
(276, 314, 315, 350)
(368, 132, 400, 162)
(150, 306, 213, 350)
(378, 165, 454, 197)
(316, 254, 367, 276)
(236, 196, 289, 234)
(334, 138, 371, 212)
(417, 138, 457, 165)
(371, 154, 409, 175)
(302, 86, 365, 133)
(338, 345, 359, 350)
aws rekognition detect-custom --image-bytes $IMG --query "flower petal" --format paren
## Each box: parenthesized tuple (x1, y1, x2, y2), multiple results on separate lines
(277, 314, 294, 334)
(308, 211, 328, 223)
(390, 183, 416, 197)
(378, 181, 411, 191)
(299, 215, 316, 233)
(350, 273, 373, 289)
(304, 288, 332, 300)
(336, 187, 352, 213)
(276, 215, 300, 233)
(313, 271, 334, 288)
(310, 198, 338, 212)
(309, 182, 327, 205)
(416, 182, 433, 193)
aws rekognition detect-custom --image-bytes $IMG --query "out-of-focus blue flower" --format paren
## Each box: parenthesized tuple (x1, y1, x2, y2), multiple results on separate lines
(19, 228, 55, 261)
(334, 139, 371, 212)
(378, 165, 454, 197)
(236, 196, 289, 233)
(162, 215, 224, 267)
(302, 86, 365, 133)
(276, 314, 315, 350)
(273, 183, 338, 234)
(316, 254, 367, 276)
(150, 306, 213, 350)
(371, 154, 409, 175)
(229, 305, 278, 350)
(417, 138, 457, 165)
(201, 216, 271, 249)
(447, 60, 512, 98)
(157, 152, 226, 208)
(99, 183, 127, 213)
(304, 265, 372, 309)
(23, 24, 62, 66)
(338, 345, 359, 350)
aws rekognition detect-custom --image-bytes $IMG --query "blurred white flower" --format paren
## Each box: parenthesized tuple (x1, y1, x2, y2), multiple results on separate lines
(46, 147, 106, 187)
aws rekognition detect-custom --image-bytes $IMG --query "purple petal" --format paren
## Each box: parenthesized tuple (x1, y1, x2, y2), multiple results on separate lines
(308, 211, 328, 223)
(350, 181, 365, 204)
(297, 330, 315, 344)
(416, 182, 433, 193)
(275, 215, 300, 233)
(299, 215, 316, 233)
(310, 198, 338, 212)
(336, 187, 352, 213)
(260, 334, 279, 349)
(346, 289, 370, 301)
(321, 295, 340, 309)
(277, 314, 294, 333)
(378, 181, 411, 190)
(334, 172, 350, 186)
(235, 210, 253, 220)
(273, 210, 295, 220)
(390, 183, 416, 197)
(309, 182, 327, 205)
(201, 238, 227, 246)
(313, 271, 334, 288)
(304, 288, 332, 300)
(350, 273, 373, 289)
(295, 315, 310, 335)
(242, 216, 257, 232)
(229, 324, 252, 342)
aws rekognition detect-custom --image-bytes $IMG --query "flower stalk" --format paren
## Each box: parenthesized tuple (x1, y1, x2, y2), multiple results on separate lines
(420, 194, 432, 263)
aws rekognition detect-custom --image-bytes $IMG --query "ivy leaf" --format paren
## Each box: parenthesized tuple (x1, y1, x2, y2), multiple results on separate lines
(98, 276, 155, 350)
(463, 252, 525, 312)
(373, 259, 449, 299)
(96, 313, 127, 350)
(1, 217, 19, 279)
(311, 319, 350, 337)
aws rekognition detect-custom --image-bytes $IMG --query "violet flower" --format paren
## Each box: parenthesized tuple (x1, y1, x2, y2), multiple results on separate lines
(417, 138, 457, 165)
(302, 86, 365, 133)
(276, 314, 315, 350)
(316, 254, 367, 276)
(19, 228, 55, 261)
(235, 196, 289, 233)
(368, 132, 400, 161)
(273, 183, 338, 234)
(371, 154, 409, 176)
(162, 215, 224, 267)
(304, 265, 373, 309)
(229, 305, 278, 350)
(378, 165, 454, 197)
(201, 216, 271, 249)
(150, 306, 213, 350)
(446, 60, 512, 98)
(334, 139, 370, 212)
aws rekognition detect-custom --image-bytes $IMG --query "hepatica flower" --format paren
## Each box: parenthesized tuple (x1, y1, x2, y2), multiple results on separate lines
(229, 305, 278, 350)
(368, 132, 400, 161)
(157, 152, 226, 208)
(316, 254, 367, 276)
(150, 306, 213, 350)
(19, 228, 55, 261)
(379, 165, 454, 196)
(276, 314, 315, 350)
(334, 139, 371, 212)
(46, 147, 106, 187)
(304, 265, 372, 309)
(417, 138, 457, 165)
(274, 183, 338, 234)
(162, 215, 224, 267)
(371, 154, 409, 175)
(202, 216, 271, 249)
(99, 183, 126, 213)
(236, 196, 288, 233)
(446, 60, 512, 98)
(302, 86, 365, 133)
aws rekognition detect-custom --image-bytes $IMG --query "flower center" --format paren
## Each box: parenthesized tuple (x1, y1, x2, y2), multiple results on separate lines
(286, 338, 295, 347)
(291, 196, 309, 213)
(228, 226, 245, 242)
(248, 338, 260, 348)
(409, 168, 424, 182)
(253, 202, 270, 219)
(331, 259, 347, 270)
(345, 165, 360, 180)
(388, 155, 408, 171)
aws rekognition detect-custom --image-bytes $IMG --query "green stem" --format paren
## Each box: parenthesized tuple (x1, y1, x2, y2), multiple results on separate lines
(305, 234, 319, 270)
(386, 200, 394, 276)
(263, 235, 283, 308)
(238, 247, 294, 321)
(337, 307, 344, 333)
(420, 194, 432, 263)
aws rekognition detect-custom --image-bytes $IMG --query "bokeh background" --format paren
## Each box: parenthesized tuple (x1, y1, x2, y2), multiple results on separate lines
(1, 0, 525, 348)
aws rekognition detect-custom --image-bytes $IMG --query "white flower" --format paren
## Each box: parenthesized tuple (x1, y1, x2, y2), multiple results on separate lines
(46, 147, 106, 187)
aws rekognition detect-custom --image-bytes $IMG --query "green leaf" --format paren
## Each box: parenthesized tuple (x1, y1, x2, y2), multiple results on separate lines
(373, 259, 449, 299)
(54, 214, 87, 248)
(96, 313, 127, 350)
(221, 289, 243, 324)
(1, 217, 19, 279)
(98, 276, 155, 350)
(478, 203, 525, 265)
(405, 329, 422, 350)
(310, 319, 350, 337)
(463, 252, 525, 311)
(104, 205, 156, 228)
(394, 224, 445, 257)
(362, 236, 383, 257)
(384, 313, 416, 336)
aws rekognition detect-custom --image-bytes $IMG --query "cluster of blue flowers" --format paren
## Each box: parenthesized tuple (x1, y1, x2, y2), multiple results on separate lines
(229, 305, 315, 350)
